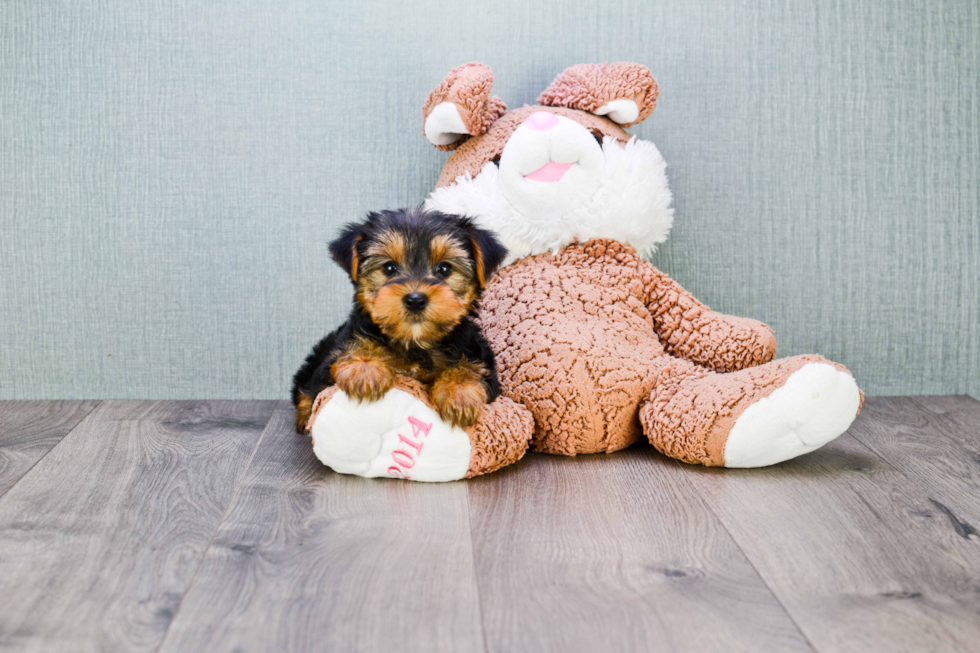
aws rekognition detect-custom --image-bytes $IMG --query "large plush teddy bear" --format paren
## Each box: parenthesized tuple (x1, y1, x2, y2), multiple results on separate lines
(306, 62, 862, 480)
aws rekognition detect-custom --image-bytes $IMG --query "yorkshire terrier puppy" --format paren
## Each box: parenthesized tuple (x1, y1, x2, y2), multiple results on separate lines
(291, 208, 508, 433)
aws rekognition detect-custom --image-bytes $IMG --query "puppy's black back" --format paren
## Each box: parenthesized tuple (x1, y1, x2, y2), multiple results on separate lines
(290, 325, 343, 408)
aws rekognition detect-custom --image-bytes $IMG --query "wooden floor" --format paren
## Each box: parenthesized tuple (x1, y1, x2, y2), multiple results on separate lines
(1, 397, 979, 652)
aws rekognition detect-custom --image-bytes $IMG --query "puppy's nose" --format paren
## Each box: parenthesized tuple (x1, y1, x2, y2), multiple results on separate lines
(525, 111, 559, 131)
(403, 292, 428, 313)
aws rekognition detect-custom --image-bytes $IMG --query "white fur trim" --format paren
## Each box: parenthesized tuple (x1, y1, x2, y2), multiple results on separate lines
(595, 99, 640, 124)
(425, 102, 468, 146)
(426, 133, 673, 265)
(311, 389, 472, 482)
(723, 363, 861, 468)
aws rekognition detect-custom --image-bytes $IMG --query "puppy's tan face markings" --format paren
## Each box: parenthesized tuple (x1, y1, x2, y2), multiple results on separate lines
(429, 234, 468, 266)
(429, 234, 478, 306)
(364, 231, 407, 266)
(355, 230, 406, 312)
(355, 228, 481, 348)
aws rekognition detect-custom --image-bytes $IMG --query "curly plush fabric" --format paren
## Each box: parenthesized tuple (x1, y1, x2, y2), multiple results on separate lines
(477, 238, 843, 459)
(306, 385, 340, 436)
(434, 105, 630, 188)
(641, 265, 777, 372)
(537, 63, 659, 128)
(417, 61, 863, 471)
(422, 62, 507, 151)
(640, 354, 858, 466)
(479, 239, 661, 454)
(465, 395, 534, 477)
(307, 375, 533, 477)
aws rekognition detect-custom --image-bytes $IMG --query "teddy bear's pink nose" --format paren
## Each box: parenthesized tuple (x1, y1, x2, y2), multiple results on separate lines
(525, 111, 559, 131)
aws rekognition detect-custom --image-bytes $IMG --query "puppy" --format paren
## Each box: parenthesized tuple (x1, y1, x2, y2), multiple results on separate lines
(291, 208, 507, 433)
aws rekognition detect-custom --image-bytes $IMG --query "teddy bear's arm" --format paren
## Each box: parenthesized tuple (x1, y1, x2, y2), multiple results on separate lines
(641, 262, 777, 373)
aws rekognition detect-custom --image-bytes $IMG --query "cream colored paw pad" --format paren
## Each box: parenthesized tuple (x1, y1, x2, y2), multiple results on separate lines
(311, 389, 472, 482)
(723, 363, 861, 468)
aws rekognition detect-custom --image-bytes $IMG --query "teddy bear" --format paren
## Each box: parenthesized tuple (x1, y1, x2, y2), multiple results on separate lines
(305, 62, 862, 480)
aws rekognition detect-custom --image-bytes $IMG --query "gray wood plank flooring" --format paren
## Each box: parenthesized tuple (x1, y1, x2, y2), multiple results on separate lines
(675, 429, 980, 652)
(0, 400, 100, 497)
(0, 400, 275, 652)
(466, 452, 813, 653)
(0, 396, 977, 652)
(159, 402, 485, 653)
(851, 396, 980, 524)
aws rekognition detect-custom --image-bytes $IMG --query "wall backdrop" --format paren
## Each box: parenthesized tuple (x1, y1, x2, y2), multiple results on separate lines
(2, 0, 978, 400)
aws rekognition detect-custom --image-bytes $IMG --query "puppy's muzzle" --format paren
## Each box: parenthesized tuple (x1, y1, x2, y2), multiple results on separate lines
(403, 292, 428, 313)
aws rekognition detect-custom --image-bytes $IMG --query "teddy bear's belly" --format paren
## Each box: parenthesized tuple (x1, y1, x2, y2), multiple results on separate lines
(481, 262, 666, 455)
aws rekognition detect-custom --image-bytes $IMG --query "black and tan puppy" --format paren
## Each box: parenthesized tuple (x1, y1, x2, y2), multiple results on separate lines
(291, 208, 507, 433)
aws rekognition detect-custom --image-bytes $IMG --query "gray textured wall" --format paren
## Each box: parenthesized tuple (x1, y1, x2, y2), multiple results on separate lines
(1, 0, 977, 400)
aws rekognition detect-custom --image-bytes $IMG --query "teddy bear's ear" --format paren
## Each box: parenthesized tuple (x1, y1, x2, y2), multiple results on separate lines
(537, 63, 659, 128)
(422, 63, 507, 150)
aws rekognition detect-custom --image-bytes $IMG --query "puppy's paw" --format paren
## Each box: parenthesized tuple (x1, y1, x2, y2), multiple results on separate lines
(431, 369, 488, 429)
(295, 394, 314, 433)
(332, 356, 396, 403)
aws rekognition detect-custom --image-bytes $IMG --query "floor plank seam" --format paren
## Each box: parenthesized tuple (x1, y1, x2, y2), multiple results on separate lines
(464, 482, 492, 653)
(618, 457, 690, 653)
(0, 400, 103, 504)
(665, 459, 820, 653)
(152, 400, 281, 653)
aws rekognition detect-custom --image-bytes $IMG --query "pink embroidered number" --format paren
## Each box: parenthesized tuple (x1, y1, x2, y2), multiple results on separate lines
(398, 433, 423, 455)
(408, 416, 432, 438)
(387, 415, 433, 479)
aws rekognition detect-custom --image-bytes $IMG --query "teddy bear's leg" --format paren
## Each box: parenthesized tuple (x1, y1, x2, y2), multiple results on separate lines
(639, 355, 862, 467)
(463, 396, 534, 477)
(306, 376, 533, 481)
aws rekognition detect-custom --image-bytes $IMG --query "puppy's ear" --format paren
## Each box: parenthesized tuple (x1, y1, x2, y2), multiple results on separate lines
(328, 223, 364, 281)
(465, 223, 507, 289)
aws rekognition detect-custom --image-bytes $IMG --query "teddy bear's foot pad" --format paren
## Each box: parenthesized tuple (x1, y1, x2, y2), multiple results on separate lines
(723, 363, 861, 468)
(310, 389, 472, 482)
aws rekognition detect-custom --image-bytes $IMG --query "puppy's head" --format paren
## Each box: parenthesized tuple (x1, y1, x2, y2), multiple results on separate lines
(330, 208, 506, 348)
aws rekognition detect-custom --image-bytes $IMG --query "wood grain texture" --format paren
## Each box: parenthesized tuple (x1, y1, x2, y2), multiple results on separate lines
(2, 397, 979, 651)
(466, 451, 813, 653)
(675, 416, 980, 652)
(849, 396, 980, 525)
(0, 400, 275, 652)
(0, 400, 100, 497)
(159, 401, 485, 653)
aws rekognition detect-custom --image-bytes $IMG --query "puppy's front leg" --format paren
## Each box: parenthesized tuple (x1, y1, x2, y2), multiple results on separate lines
(430, 362, 489, 429)
(331, 340, 396, 403)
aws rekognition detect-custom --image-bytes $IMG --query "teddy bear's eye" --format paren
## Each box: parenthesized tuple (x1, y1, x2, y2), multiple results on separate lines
(434, 262, 453, 279)
(382, 262, 399, 277)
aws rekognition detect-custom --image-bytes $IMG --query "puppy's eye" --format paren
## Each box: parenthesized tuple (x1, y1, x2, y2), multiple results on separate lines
(592, 132, 604, 146)
(382, 262, 399, 277)
(434, 262, 453, 279)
